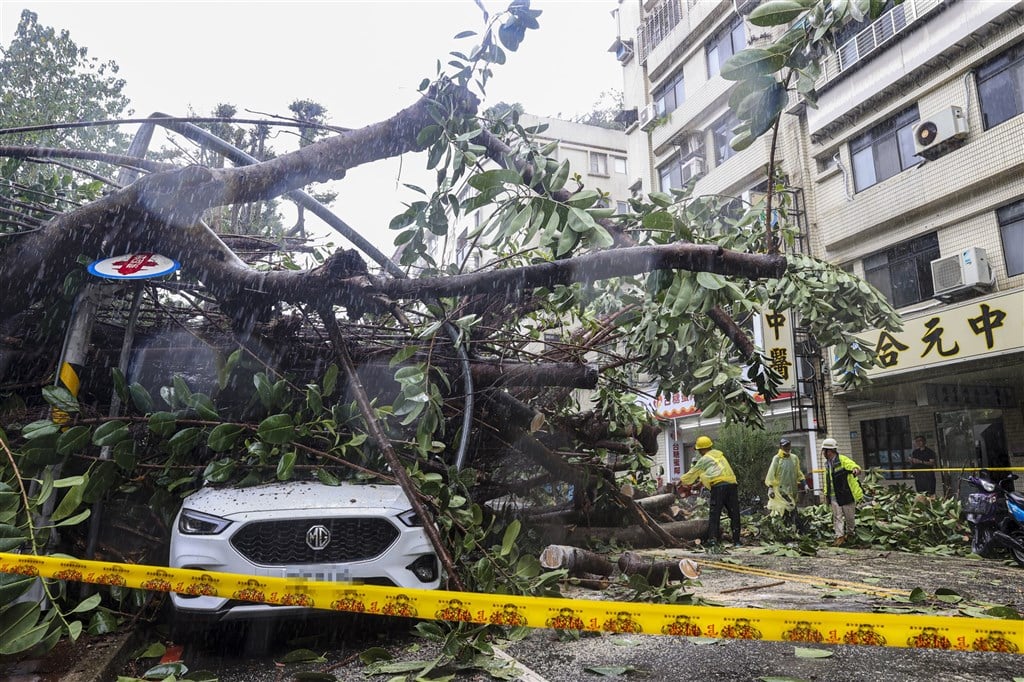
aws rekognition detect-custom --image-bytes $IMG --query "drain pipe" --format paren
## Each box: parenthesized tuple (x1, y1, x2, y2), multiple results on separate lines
(150, 115, 474, 470)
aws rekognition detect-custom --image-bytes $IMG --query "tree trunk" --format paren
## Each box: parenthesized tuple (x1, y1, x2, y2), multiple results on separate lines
(539, 544, 615, 576)
(634, 493, 678, 514)
(617, 551, 691, 583)
(537, 519, 707, 548)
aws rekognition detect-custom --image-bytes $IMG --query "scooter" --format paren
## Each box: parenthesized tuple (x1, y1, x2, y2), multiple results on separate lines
(963, 472, 1024, 567)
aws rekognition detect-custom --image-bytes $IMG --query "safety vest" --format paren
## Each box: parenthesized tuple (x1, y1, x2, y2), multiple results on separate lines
(822, 453, 864, 503)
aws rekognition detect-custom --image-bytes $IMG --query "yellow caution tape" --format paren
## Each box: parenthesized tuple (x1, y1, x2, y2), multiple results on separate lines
(2, 552, 1021, 653)
(810, 467, 1023, 474)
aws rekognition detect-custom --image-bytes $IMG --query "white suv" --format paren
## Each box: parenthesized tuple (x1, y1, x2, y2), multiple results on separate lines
(168, 480, 440, 626)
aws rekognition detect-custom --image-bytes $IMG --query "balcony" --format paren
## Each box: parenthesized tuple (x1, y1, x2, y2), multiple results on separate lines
(817, 0, 947, 87)
(636, 0, 683, 62)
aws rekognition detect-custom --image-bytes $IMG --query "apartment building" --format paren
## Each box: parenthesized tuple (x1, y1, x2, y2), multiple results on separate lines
(613, 0, 1024, 491)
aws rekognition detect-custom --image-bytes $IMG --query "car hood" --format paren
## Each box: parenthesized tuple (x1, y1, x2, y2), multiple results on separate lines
(181, 481, 411, 518)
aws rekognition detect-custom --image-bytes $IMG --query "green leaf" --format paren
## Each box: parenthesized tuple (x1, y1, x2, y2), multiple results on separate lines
(696, 271, 726, 290)
(909, 587, 928, 603)
(42, 385, 79, 413)
(566, 189, 601, 209)
(0, 523, 28, 552)
(55, 509, 91, 527)
(51, 481, 85, 522)
(207, 423, 244, 452)
(0, 572, 35, 605)
(0, 601, 44, 656)
(203, 457, 236, 483)
(276, 451, 296, 481)
(793, 647, 832, 658)
(128, 383, 154, 413)
(642, 210, 675, 231)
(500, 519, 521, 557)
(68, 593, 102, 614)
(259, 414, 295, 445)
(276, 648, 327, 664)
(22, 419, 60, 440)
(359, 647, 392, 664)
(749, 0, 808, 26)
(546, 159, 571, 192)
(467, 168, 522, 191)
(185, 393, 219, 420)
(585, 666, 636, 676)
(56, 426, 92, 455)
(137, 642, 167, 659)
(720, 49, 786, 81)
(92, 420, 130, 447)
(166, 427, 202, 456)
(316, 468, 340, 486)
(87, 610, 119, 635)
(322, 364, 339, 397)
(142, 662, 188, 680)
(82, 460, 119, 503)
(148, 412, 177, 438)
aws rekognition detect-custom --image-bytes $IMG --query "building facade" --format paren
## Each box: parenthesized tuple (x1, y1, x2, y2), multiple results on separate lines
(613, 0, 1024, 492)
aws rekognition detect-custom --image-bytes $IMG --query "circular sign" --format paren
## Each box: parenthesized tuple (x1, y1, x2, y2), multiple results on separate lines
(87, 253, 180, 280)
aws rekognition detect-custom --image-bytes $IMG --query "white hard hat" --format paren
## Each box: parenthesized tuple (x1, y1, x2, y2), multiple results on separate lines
(821, 438, 838, 450)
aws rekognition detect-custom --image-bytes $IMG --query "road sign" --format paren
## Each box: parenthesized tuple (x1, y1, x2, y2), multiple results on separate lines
(87, 253, 180, 280)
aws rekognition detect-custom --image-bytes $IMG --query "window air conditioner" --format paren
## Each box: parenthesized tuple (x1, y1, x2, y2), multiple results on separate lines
(681, 156, 705, 182)
(639, 104, 659, 132)
(913, 106, 968, 159)
(930, 247, 994, 300)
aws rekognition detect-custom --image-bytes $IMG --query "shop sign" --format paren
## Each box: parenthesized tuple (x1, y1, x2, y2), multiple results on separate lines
(843, 290, 1024, 379)
(761, 307, 796, 392)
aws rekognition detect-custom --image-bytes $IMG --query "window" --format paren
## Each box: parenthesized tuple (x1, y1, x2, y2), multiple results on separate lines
(860, 416, 912, 480)
(863, 232, 939, 308)
(711, 111, 740, 165)
(589, 152, 608, 176)
(706, 18, 746, 78)
(613, 156, 627, 175)
(977, 41, 1024, 130)
(997, 199, 1024, 276)
(658, 155, 703, 192)
(616, 200, 630, 215)
(850, 105, 921, 192)
(653, 71, 685, 116)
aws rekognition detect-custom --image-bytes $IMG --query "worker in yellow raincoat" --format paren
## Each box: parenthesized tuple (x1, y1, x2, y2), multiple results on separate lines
(765, 437, 805, 533)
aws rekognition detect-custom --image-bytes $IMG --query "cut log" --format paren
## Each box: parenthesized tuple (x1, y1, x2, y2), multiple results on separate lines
(618, 551, 692, 583)
(634, 493, 677, 513)
(539, 544, 615, 577)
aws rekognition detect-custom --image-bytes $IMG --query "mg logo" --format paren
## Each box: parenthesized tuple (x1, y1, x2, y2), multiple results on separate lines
(305, 524, 331, 551)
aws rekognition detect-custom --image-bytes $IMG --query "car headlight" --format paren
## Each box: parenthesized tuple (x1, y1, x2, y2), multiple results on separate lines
(177, 509, 232, 535)
(397, 509, 422, 527)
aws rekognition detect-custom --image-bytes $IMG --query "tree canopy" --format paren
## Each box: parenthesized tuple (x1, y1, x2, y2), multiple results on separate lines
(0, 0, 903, 659)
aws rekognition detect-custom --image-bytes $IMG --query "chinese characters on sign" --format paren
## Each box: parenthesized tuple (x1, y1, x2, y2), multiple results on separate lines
(762, 308, 796, 392)
(849, 291, 1023, 378)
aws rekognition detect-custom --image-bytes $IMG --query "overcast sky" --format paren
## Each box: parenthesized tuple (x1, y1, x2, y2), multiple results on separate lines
(0, 0, 623, 255)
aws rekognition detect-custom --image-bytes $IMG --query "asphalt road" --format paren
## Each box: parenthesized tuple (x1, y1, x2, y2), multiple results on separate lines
(114, 547, 1023, 681)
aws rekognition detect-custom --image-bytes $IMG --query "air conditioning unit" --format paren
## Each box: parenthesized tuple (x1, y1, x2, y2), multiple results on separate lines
(681, 156, 705, 183)
(930, 247, 994, 300)
(615, 39, 634, 64)
(913, 106, 968, 159)
(675, 132, 703, 156)
(639, 104, 659, 132)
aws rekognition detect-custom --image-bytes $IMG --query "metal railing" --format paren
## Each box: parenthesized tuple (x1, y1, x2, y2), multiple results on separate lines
(637, 0, 684, 62)
(819, 0, 947, 84)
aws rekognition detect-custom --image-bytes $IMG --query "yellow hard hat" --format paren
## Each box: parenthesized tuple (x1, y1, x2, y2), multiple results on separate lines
(695, 435, 713, 449)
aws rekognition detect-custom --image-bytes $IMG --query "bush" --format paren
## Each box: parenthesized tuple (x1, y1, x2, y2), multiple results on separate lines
(713, 422, 782, 507)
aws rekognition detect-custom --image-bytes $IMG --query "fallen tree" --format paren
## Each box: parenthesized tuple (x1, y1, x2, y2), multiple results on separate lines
(0, 0, 906, 658)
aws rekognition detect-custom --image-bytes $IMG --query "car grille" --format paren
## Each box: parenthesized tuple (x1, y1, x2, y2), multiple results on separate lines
(230, 518, 400, 565)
